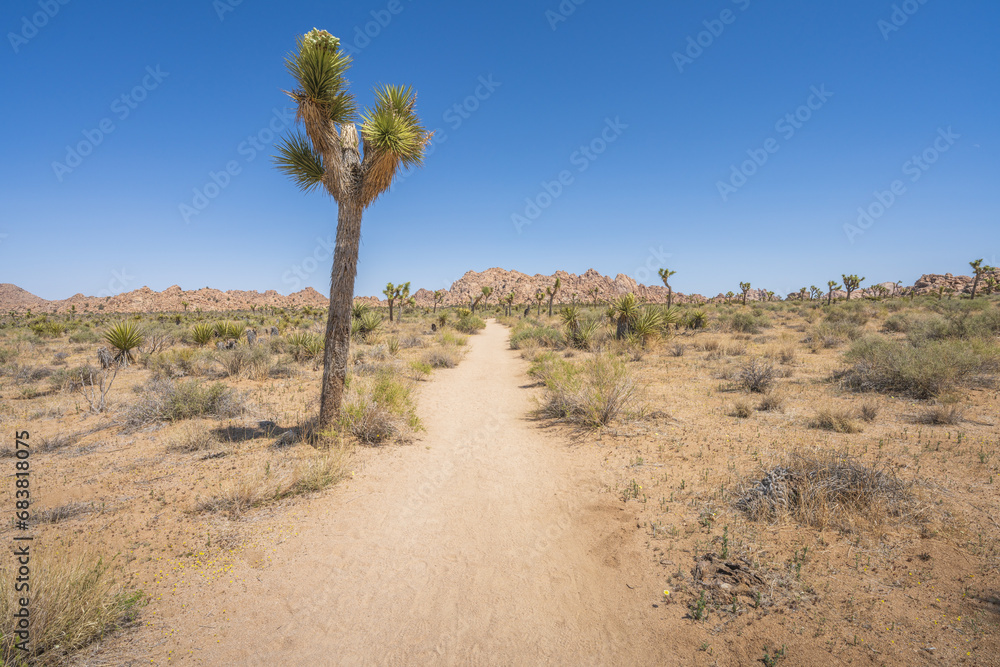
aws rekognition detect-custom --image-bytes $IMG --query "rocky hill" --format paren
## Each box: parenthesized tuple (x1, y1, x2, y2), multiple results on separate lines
(3, 267, 995, 314)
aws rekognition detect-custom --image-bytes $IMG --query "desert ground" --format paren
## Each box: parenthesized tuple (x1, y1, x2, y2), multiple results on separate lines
(0, 292, 998, 665)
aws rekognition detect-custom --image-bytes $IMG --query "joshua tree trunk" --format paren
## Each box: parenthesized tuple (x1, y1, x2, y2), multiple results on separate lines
(667, 286, 673, 310)
(319, 199, 362, 428)
(827, 290, 833, 306)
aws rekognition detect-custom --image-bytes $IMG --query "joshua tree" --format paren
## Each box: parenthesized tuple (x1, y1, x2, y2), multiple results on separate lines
(611, 293, 640, 339)
(809, 285, 822, 301)
(739, 282, 751, 306)
(826, 280, 841, 305)
(433, 290, 445, 313)
(383, 282, 398, 322)
(724, 291, 735, 305)
(588, 286, 600, 308)
(842, 274, 864, 301)
(657, 268, 677, 309)
(274, 28, 430, 427)
(892, 281, 902, 298)
(982, 275, 997, 296)
(546, 277, 561, 317)
(181, 301, 189, 312)
(571, 292, 577, 306)
(969, 259, 987, 299)
(480, 285, 493, 308)
(535, 290, 545, 316)
(397, 282, 411, 321)
(503, 291, 515, 317)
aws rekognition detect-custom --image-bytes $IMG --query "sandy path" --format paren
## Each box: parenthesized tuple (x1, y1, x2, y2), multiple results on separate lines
(164, 321, 676, 665)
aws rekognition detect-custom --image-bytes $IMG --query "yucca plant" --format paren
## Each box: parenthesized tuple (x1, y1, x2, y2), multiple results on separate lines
(103, 321, 144, 367)
(567, 318, 601, 350)
(214, 321, 244, 341)
(611, 293, 640, 339)
(630, 308, 664, 347)
(287, 332, 323, 362)
(351, 302, 370, 319)
(274, 29, 430, 427)
(686, 310, 708, 330)
(191, 323, 214, 346)
(660, 306, 682, 330)
(560, 305, 581, 332)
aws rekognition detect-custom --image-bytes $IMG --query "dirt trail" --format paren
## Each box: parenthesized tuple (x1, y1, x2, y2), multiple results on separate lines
(146, 321, 677, 665)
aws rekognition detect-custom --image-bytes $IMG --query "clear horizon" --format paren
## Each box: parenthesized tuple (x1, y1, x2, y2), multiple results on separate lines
(2, 0, 997, 301)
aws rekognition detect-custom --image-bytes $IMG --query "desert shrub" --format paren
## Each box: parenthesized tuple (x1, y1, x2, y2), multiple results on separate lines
(408, 360, 433, 379)
(103, 321, 144, 366)
(423, 348, 461, 369)
(0, 551, 144, 665)
(215, 345, 272, 380)
(287, 332, 323, 362)
(723, 311, 770, 334)
(30, 319, 66, 338)
(213, 320, 244, 340)
(882, 312, 912, 333)
(341, 372, 418, 444)
(839, 334, 999, 398)
(47, 365, 93, 393)
(737, 358, 776, 393)
(386, 336, 400, 355)
(811, 408, 861, 433)
(917, 404, 964, 425)
(731, 399, 753, 418)
(824, 302, 872, 326)
(737, 451, 916, 531)
(68, 328, 99, 344)
(531, 353, 639, 427)
(510, 325, 564, 350)
(858, 399, 879, 423)
(757, 392, 785, 412)
(125, 379, 248, 427)
(670, 343, 685, 357)
(166, 426, 219, 452)
(454, 313, 486, 334)
(352, 310, 383, 342)
(807, 321, 864, 349)
(566, 318, 602, 350)
(144, 348, 205, 379)
(438, 330, 467, 347)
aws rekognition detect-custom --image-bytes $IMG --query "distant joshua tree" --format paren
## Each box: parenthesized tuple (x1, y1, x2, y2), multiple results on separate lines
(969, 259, 988, 299)
(396, 282, 411, 320)
(383, 282, 399, 322)
(535, 290, 545, 317)
(588, 286, 600, 308)
(826, 280, 841, 305)
(724, 291, 735, 304)
(657, 268, 677, 309)
(433, 290, 445, 313)
(273, 28, 430, 427)
(739, 282, 751, 306)
(481, 286, 493, 308)
(181, 301, 189, 312)
(842, 274, 864, 301)
(809, 285, 822, 301)
(983, 274, 998, 296)
(503, 291, 516, 316)
(546, 277, 561, 317)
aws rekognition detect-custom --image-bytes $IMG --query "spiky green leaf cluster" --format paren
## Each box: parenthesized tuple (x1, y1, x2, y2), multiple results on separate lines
(361, 85, 428, 168)
(191, 323, 214, 346)
(274, 132, 326, 192)
(285, 31, 356, 125)
(103, 321, 144, 365)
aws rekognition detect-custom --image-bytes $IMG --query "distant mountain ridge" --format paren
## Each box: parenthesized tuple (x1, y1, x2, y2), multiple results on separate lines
(2, 268, 994, 314)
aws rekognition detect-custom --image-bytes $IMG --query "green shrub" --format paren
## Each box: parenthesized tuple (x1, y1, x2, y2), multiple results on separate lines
(531, 353, 639, 427)
(510, 325, 564, 349)
(191, 323, 214, 346)
(724, 311, 770, 334)
(839, 334, 999, 398)
(454, 313, 486, 334)
(125, 379, 248, 427)
(287, 332, 323, 362)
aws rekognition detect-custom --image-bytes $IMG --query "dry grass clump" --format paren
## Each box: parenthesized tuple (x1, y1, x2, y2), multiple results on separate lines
(423, 347, 461, 369)
(0, 551, 144, 666)
(166, 425, 220, 452)
(530, 352, 640, 427)
(811, 407, 862, 433)
(124, 379, 250, 429)
(736, 451, 917, 532)
(756, 391, 785, 412)
(730, 399, 753, 419)
(858, 399, 879, 423)
(340, 372, 419, 444)
(737, 358, 776, 393)
(917, 403, 964, 425)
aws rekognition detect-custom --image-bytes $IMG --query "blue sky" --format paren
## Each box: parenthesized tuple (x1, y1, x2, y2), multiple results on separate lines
(1, 0, 997, 300)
